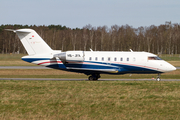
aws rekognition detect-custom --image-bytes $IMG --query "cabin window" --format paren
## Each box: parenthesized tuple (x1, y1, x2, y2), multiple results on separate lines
(108, 57, 111, 61)
(95, 57, 98, 61)
(148, 57, 162, 60)
(114, 57, 117, 61)
(127, 58, 129, 61)
(102, 57, 104, 61)
(120, 58, 123, 61)
(89, 57, 92, 61)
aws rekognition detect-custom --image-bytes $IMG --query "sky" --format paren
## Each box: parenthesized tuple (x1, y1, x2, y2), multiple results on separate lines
(0, 0, 180, 29)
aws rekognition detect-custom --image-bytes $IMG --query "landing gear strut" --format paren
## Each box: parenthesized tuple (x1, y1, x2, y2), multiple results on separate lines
(88, 73, 101, 81)
(156, 73, 161, 81)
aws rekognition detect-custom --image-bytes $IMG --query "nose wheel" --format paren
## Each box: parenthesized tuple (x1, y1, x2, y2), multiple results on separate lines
(156, 73, 161, 81)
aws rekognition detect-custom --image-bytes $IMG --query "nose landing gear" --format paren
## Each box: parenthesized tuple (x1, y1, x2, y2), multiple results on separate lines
(156, 73, 161, 81)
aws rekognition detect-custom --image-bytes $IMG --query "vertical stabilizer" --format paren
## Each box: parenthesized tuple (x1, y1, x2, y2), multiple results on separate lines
(10, 29, 52, 55)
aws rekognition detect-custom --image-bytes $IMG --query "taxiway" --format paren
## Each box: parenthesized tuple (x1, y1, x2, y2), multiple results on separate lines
(0, 78, 180, 81)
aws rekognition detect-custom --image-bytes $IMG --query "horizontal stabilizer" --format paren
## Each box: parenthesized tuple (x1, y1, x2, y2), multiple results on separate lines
(5, 29, 16, 32)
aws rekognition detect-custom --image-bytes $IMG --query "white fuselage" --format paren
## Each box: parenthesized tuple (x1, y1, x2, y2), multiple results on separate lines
(84, 51, 175, 73)
(22, 51, 176, 75)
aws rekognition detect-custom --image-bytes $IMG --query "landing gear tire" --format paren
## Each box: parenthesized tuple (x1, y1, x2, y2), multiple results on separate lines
(156, 77, 161, 81)
(156, 73, 161, 81)
(88, 76, 94, 81)
(88, 74, 100, 81)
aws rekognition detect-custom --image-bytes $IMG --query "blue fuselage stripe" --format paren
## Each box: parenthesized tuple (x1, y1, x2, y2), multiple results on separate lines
(22, 58, 161, 74)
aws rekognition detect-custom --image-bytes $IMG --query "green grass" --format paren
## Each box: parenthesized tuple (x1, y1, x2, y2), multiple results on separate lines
(0, 80, 180, 119)
(0, 54, 179, 119)
(0, 54, 26, 61)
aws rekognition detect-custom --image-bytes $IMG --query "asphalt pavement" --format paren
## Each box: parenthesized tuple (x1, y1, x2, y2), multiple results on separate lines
(0, 78, 180, 81)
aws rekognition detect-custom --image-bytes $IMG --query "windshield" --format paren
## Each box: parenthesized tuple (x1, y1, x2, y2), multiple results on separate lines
(148, 56, 162, 60)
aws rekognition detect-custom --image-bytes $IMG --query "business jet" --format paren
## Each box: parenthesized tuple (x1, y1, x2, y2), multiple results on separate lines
(6, 29, 176, 81)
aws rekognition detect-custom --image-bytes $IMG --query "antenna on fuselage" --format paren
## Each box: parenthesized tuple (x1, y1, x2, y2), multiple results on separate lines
(130, 49, 133, 52)
(90, 48, 93, 52)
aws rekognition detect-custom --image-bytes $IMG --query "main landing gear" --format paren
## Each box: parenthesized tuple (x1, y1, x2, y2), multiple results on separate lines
(88, 73, 101, 81)
(156, 73, 161, 81)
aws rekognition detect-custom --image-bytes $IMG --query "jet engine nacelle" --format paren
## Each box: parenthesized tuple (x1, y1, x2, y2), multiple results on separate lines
(54, 51, 84, 62)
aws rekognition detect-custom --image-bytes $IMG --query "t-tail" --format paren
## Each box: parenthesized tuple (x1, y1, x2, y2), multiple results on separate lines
(6, 29, 52, 55)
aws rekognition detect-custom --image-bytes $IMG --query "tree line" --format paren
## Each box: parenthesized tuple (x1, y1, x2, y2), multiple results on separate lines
(0, 23, 180, 54)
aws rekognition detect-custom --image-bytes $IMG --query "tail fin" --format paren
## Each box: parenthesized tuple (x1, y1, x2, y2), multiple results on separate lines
(7, 29, 52, 55)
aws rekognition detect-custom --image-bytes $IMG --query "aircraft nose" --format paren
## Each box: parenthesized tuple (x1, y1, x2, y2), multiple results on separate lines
(172, 66, 177, 71)
(166, 64, 176, 72)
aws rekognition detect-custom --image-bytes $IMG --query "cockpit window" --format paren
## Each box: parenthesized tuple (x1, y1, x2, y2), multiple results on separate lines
(148, 56, 162, 60)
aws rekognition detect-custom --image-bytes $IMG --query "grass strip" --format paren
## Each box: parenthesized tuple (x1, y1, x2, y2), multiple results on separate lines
(0, 80, 180, 119)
